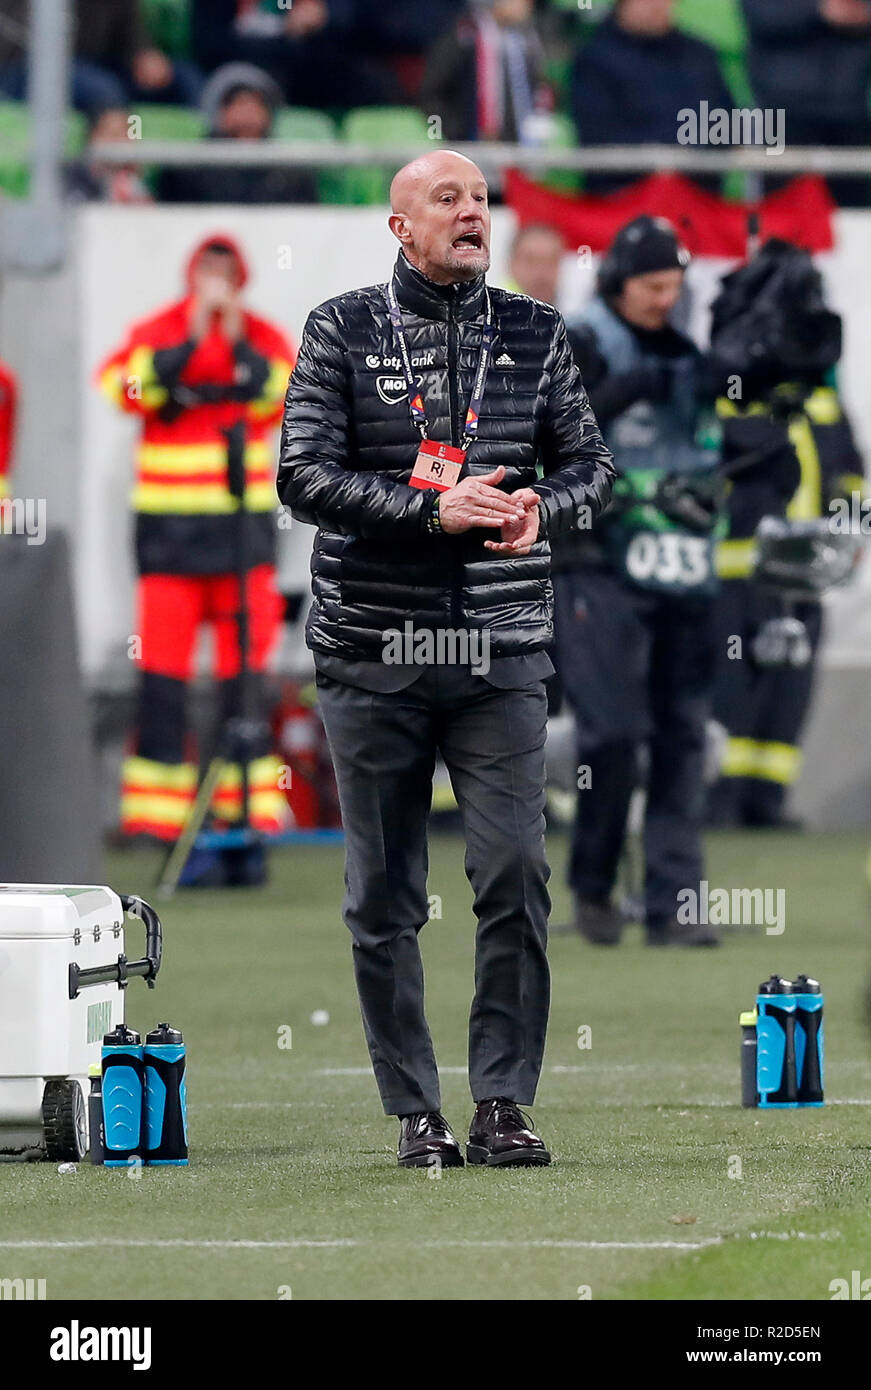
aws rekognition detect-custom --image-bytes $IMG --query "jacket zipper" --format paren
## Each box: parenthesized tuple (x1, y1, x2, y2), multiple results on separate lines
(446, 291, 463, 628)
(447, 292, 460, 448)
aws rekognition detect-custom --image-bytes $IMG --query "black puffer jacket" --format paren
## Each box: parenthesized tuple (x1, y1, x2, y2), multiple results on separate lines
(278, 252, 614, 661)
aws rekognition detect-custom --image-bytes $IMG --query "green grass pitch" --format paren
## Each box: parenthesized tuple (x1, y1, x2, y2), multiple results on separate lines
(1, 829, 870, 1301)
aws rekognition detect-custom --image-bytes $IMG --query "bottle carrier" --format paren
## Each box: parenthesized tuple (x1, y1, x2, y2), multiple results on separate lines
(0, 885, 162, 1160)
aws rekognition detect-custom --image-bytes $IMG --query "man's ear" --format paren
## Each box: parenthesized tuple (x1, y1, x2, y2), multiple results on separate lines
(389, 213, 413, 247)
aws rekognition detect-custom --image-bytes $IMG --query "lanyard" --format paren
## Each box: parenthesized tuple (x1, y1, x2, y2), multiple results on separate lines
(385, 280, 496, 452)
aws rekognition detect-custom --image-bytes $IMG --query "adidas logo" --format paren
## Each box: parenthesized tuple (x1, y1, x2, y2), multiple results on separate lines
(495, 352, 515, 367)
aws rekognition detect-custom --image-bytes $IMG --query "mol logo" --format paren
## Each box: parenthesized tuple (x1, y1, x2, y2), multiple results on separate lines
(0, 1276, 46, 1300)
(376, 374, 414, 407)
(87, 1000, 112, 1044)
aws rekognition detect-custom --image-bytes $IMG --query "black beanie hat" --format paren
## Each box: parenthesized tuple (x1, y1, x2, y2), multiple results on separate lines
(598, 216, 690, 298)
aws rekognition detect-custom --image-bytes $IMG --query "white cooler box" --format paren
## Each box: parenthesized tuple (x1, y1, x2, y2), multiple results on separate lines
(0, 885, 162, 1159)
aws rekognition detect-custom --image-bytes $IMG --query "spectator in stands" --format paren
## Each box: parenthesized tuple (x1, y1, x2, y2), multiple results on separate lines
(506, 221, 565, 302)
(742, 0, 871, 207)
(0, 0, 203, 112)
(157, 63, 317, 204)
(420, 0, 549, 143)
(190, 0, 393, 108)
(64, 106, 153, 204)
(571, 0, 734, 191)
(351, 0, 466, 101)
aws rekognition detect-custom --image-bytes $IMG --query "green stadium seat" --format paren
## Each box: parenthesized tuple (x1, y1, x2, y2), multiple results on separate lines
(675, 0, 753, 105)
(0, 101, 28, 197)
(0, 100, 87, 197)
(272, 107, 338, 204)
(538, 110, 583, 196)
(331, 106, 433, 205)
(142, 0, 192, 59)
(272, 107, 338, 143)
(674, 0, 747, 56)
(137, 104, 206, 141)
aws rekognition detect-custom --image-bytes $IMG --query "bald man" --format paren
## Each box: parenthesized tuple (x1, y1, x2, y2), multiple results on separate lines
(279, 152, 614, 1169)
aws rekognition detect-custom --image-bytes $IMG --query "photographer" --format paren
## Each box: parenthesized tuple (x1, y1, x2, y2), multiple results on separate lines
(554, 216, 723, 948)
(706, 239, 864, 827)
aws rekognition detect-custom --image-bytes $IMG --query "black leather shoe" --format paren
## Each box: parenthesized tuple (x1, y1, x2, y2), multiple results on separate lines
(397, 1112, 464, 1168)
(549, 893, 623, 942)
(574, 893, 624, 945)
(646, 917, 721, 947)
(467, 1099, 551, 1167)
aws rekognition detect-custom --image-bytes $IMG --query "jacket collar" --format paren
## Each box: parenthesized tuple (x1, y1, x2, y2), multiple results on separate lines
(391, 251, 488, 323)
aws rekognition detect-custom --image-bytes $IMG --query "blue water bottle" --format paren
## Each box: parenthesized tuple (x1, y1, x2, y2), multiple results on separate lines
(143, 1022, 188, 1166)
(794, 974, 824, 1106)
(756, 976, 798, 1108)
(101, 1024, 144, 1166)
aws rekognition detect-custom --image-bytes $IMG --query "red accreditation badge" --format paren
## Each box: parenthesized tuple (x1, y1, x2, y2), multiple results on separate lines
(409, 439, 465, 491)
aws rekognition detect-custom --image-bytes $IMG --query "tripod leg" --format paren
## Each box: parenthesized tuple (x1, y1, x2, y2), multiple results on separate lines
(155, 755, 227, 898)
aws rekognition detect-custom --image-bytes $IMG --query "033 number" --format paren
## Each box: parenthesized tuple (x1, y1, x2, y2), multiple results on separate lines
(625, 532, 710, 587)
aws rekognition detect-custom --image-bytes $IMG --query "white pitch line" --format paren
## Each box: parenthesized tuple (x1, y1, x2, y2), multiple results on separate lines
(0, 1232, 836, 1253)
(0, 1239, 356, 1250)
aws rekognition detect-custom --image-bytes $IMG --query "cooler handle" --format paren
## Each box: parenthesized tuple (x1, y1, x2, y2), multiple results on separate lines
(68, 893, 164, 999)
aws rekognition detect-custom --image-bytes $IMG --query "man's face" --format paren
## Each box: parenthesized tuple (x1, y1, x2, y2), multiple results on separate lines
(616, 0, 674, 37)
(510, 228, 564, 305)
(394, 166, 491, 284)
(219, 90, 271, 140)
(90, 108, 130, 146)
(191, 249, 242, 300)
(614, 268, 684, 330)
(492, 0, 534, 26)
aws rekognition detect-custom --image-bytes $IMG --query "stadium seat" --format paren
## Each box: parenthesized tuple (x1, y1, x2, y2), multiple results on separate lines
(137, 104, 206, 141)
(272, 107, 338, 143)
(142, 0, 192, 58)
(674, 0, 753, 105)
(0, 101, 87, 197)
(331, 107, 433, 206)
(675, 0, 747, 56)
(0, 101, 29, 197)
(271, 107, 339, 204)
(539, 110, 583, 197)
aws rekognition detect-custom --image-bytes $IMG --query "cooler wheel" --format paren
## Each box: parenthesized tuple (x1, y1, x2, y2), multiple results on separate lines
(42, 1079, 88, 1162)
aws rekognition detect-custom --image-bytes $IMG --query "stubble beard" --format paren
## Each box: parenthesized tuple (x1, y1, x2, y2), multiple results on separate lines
(442, 248, 491, 282)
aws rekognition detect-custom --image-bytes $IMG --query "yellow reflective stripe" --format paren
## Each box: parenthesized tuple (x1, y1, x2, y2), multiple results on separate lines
(98, 361, 127, 408)
(720, 737, 761, 778)
(127, 345, 169, 410)
(803, 385, 840, 425)
(214, 791, 287, 821)
(137, 441, 272, 473)
(211, 754, 287, 825)
(786, 414, 821, 521)
(716, 538, 756, 578)
(248, 357, 294, 421)
(121, 792, 194, 829)
(100, 348, 168, 411)
(716, 398, 770, 419)
(213, 756, 284, 794)
(720, 738, 802, 784)
(836, 473, 865, 497)
(755, 741, 802, 785)
(0, 473, 10, 500)
(133, 479, 275, 513)
(122, 756, 198, 791)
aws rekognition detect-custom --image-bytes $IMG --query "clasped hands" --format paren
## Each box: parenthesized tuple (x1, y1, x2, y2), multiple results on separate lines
(437, 465, 540, 554)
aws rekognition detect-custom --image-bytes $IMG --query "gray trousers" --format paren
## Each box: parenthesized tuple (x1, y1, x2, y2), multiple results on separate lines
(315, 663, 552, 1116)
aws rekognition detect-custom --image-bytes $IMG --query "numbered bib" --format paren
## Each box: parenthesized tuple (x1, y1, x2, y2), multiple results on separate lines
(620, 530, 715, 594)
